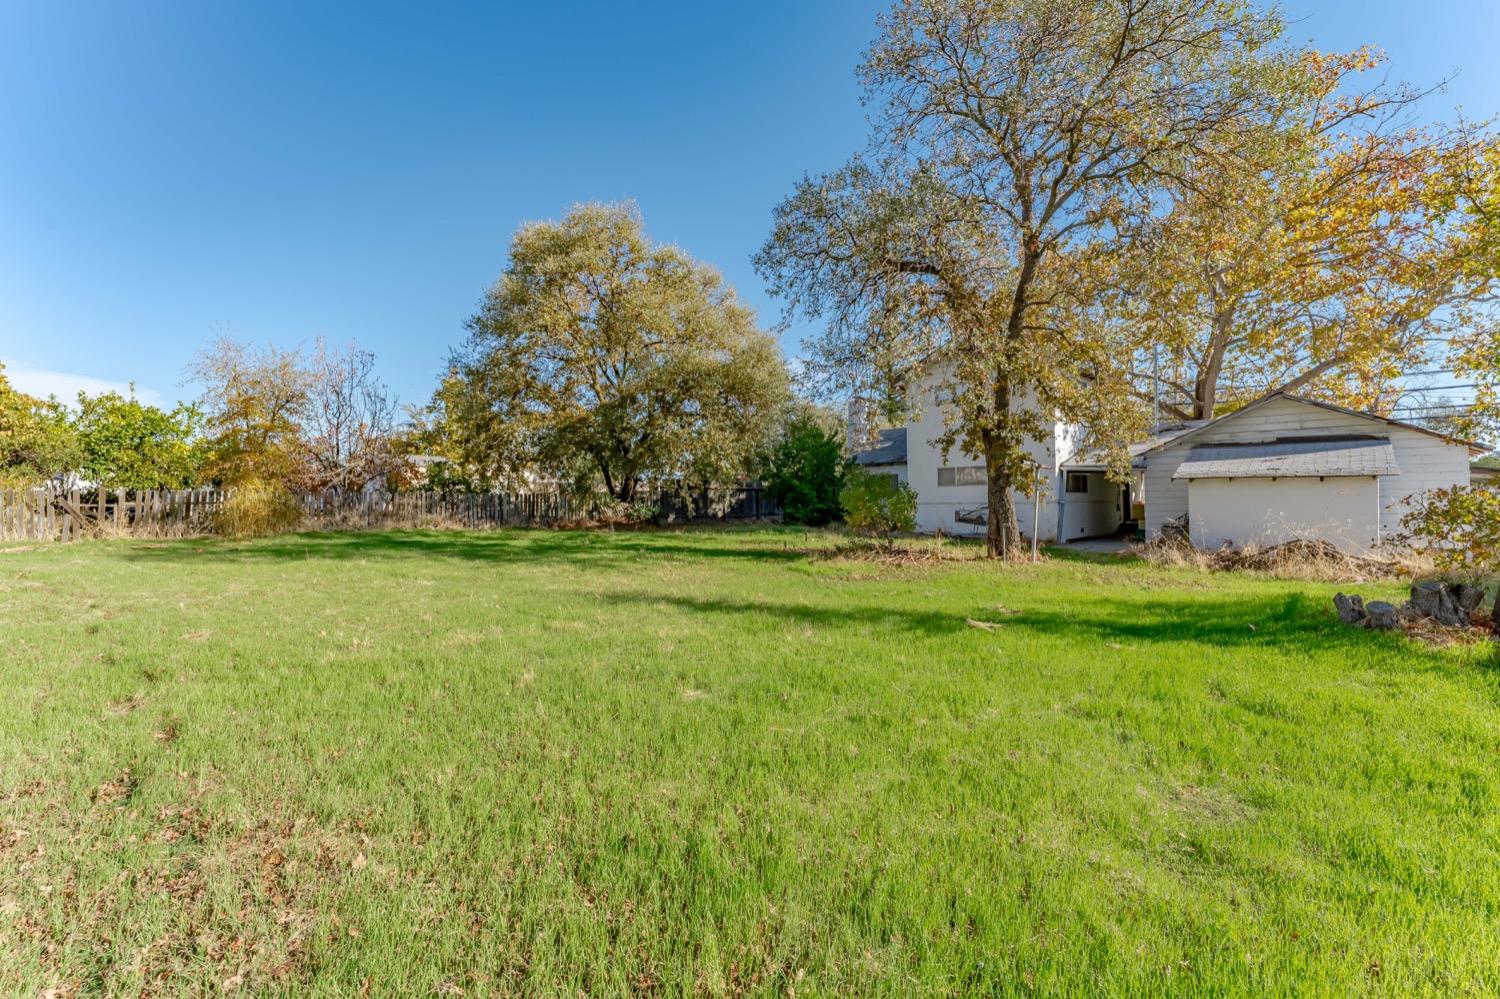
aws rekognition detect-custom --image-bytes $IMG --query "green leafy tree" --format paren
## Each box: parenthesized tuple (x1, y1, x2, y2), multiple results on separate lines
(0, 363, 79, 485)
(764, 413, 849, 525)
(759, 0, 1296, 557)
(841, 467, 917, 544)
(73, 391, 205, 489)
(440, 203, 790, 501)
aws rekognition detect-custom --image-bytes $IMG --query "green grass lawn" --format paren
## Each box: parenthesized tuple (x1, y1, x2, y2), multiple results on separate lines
(2, 528, 1497, 996)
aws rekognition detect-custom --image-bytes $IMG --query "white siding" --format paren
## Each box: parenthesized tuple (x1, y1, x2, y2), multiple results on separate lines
(903, 371, 1069, 539)
(1057, 471, 1127, 540)
(1144, 396, 1471, 543)
(1188, 477, 1379, 552)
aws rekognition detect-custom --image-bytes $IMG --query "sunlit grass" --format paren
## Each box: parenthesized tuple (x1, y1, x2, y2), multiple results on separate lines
(1, 527, 1497, 995)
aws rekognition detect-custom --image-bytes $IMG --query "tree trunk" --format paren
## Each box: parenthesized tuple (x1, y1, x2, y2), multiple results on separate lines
(983, 451, 1021, 558)
(984, 245, 1039, 559)
(1192, 293, 1234, 420)
(982, 378, 1021, 559)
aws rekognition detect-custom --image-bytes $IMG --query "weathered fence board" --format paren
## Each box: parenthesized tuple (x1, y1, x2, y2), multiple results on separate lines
(0, 485, 780, 544)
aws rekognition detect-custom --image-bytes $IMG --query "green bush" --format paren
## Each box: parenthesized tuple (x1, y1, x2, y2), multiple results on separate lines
(840, 467, 916, 541)
(764, 416, 849, 525)
(214, 478, 304, 538)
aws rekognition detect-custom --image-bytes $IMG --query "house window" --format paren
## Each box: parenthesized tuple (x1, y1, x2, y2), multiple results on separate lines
(1065, 472, 1090, 494)
(937, 466, 986, 487)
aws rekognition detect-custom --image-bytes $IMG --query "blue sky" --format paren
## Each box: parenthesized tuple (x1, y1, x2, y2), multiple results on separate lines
(2, 1, 1496, 410)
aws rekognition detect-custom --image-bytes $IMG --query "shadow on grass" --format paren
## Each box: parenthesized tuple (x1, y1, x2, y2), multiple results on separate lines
(118, 526, 813, 569)
(601, 588, 1406, 655)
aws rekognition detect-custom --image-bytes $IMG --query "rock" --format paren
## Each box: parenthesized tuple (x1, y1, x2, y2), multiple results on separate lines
(1410, 582, 1466, 628)
(1334, 592, 1367, 625)
(1365, 601, 1400, 631)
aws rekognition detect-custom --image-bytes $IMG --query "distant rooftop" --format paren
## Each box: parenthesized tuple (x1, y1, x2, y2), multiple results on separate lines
(853, 427, 907, 467)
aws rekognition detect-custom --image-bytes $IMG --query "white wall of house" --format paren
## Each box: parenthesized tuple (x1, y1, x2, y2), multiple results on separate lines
(903, 373, 1072, 539)
(1187, 476, 1380, 552)
(1057, 470, 1128, 541)
(1144, 396, 1472, 542)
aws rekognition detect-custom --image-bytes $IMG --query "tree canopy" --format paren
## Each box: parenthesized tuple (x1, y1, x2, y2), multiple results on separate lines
(72, 391, 205, 489)
(1129, 51, 1500, 420)
(437, 203, 790, 502)
(0, 363, 78, 486)
(190, 338, 313, 487)
(760, 0, 1297, 555)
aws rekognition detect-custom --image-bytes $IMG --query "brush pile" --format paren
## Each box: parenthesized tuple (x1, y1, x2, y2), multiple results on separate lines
(1138, 534, 1411, 581)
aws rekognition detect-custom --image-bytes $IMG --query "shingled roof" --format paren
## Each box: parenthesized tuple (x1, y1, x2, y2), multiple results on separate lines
(1172, 436, 1401, 480)
(853, 427, 908, 467)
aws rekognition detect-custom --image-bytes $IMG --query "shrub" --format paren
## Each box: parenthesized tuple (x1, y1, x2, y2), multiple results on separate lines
(215, 478, 303, 537)
(764, 416, 848, 525)
(840, 468, 916, 542)
(1401, 484, 1500, 601)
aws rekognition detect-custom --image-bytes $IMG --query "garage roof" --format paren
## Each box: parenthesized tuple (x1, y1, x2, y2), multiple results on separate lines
(1172, 436, 1401, 480)
(1139, 392, 1489, 457)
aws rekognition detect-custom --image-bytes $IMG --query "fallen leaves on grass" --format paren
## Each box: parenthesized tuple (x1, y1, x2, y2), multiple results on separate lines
(105, 695, 144, 717)
(91, 768, 137, 806)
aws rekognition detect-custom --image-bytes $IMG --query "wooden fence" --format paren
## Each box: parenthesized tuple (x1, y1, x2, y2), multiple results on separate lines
(0, 485, 780, 543)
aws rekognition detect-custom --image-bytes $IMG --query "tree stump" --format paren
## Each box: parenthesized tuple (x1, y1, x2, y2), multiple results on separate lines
(1411, 582, 1466, 628)
(1334, 593, 1367, 626)
(1365, 601, 1399, 631)
(1452, 584, 1486, 615)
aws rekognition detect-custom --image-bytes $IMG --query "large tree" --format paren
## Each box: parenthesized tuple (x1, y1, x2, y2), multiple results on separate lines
(1130, 51, 1500, 420)
(760, 0, 1293, 556)
(1444, 128, 1500, 446)
(438, 203, 789, 502)
(72, 390, 205, 489)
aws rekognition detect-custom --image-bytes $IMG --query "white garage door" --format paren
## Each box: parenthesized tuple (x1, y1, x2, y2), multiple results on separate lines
(1188, 476, 1380, 553)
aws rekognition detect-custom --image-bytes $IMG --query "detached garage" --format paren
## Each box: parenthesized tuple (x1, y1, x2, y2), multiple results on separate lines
(1173, 438, 1399, 553)
(1140, 394, 1487, 553)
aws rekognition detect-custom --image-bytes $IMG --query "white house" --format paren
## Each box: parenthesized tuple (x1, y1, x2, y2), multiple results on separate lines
(853, 374, 1487, 552)
(894, 373, 1078, 539)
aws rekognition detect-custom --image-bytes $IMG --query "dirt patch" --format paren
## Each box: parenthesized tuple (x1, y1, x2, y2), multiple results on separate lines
(91, 768, 138, 806)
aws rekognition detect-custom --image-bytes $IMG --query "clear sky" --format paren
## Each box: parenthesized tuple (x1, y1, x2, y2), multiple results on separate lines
(2, 0, 1496, 410)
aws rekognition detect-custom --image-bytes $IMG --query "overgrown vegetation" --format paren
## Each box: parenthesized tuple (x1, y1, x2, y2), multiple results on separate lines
(211, 477, 304, 538)
(762, 412, 848, 525)
(840, 467, 916, 542)
(1403, 484, 1500, 595)
(1, 528, 1497, 994)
